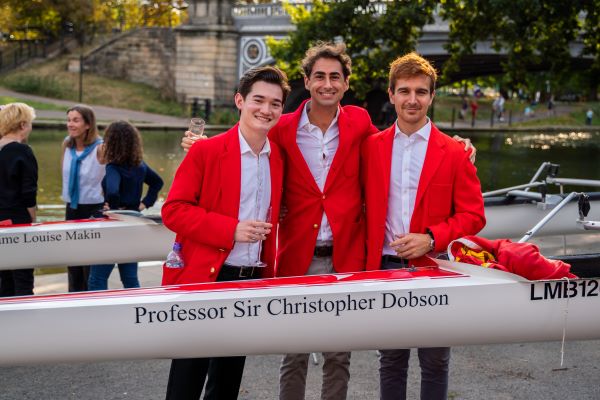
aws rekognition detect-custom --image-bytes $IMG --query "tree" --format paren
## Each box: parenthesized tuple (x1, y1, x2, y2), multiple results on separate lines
(439, 0, 595, 97)
(267, 0, 437, 98)
(0, 0, 188, 41)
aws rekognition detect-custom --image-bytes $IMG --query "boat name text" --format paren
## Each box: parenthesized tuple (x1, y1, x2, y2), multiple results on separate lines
(133, 291, 449, 324)
(530, 279, 599, 301)
(0, 230, 101, 245)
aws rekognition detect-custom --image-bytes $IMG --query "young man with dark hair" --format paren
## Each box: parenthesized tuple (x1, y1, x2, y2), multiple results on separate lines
(362, 52, 486, 400)
(269, 41, 378, 400)
(162, 66, 290, 400)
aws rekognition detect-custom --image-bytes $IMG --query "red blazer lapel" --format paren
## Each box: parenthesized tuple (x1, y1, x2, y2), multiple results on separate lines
(379, 125, 395, 207)
(324, 105, 346, 191)
(219, 126, 242, 218)
(268, 143, 283, 222)
(282, 100, 322, 193)
(414, 123, 446, 212)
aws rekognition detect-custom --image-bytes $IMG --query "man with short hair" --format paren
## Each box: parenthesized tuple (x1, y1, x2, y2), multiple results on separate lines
(162, 66, 289, 400)
(270, 42, 377, 400)
(362, 52, 486, 400)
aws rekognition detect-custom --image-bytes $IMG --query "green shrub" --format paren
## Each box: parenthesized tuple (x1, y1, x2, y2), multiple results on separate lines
(208, 107, 239, 125)
(0, 74, 67, 98)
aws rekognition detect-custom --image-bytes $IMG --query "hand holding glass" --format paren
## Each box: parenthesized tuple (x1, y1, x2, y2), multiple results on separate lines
(188, 118, 206, 140)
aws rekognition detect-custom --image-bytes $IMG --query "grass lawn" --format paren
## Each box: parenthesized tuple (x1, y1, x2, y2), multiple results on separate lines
(0, 95, 68, 111)
(0, 56, 188, 117)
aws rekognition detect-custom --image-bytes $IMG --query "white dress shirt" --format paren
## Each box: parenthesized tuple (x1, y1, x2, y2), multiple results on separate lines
(296, 101, 340, 245)
(225, 130, 272, 266)
(383, 119, 431, 256)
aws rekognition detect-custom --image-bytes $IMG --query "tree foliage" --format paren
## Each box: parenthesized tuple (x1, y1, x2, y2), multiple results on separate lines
(0, 0, 188, 40)
(267, 0, 437, 97)
(267, 0, 599, 98)
(439, 0, 587, 88)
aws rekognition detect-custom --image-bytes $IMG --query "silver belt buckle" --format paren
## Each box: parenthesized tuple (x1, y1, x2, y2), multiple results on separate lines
(239, 266, 254, 278)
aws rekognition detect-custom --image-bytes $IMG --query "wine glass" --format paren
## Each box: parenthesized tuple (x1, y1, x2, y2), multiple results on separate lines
(253, 206, 271, 268)
(189, 118, 206, 140)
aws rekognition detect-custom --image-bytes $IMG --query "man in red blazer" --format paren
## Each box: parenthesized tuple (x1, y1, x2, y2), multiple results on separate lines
(161, 66, 289, 400)
(269, 43, 377, 400)
(180, 44, 475, 400)
(361, 53, 485, 400)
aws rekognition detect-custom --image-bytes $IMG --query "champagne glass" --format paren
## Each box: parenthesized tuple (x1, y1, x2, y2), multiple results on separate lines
(189, 118, 206, 140)
(254, 206, 272, 268)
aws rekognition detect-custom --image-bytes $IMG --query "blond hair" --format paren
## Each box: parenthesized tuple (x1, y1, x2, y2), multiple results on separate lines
(0, 102, 36, 137)
(388, 52, 437, 93)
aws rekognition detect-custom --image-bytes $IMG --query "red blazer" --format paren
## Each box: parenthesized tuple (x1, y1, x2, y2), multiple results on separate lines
(269, 100, 378, 277)
(161, 125, 283, 284)
(361, 122, 486, 269)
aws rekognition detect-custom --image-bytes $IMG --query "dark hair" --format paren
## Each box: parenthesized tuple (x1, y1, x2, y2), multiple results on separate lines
(238, 66, 291, 104)
(388, 52, 437, 93)
(301, 42, 352, 79)
(66, 104, 99, 147)
(103, 120, 143, 167)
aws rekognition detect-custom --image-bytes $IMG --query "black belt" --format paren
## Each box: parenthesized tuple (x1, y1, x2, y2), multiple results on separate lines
(381, 255, 413, 269)
(220, 263, 260, 279)
(314, 245, 333, 257)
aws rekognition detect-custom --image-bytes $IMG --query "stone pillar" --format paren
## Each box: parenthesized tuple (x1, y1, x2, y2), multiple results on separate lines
(175, 0, 239, 106)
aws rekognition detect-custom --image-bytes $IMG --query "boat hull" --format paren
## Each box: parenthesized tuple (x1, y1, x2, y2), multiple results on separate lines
(482, 195, 600, 239)
(0, 216, 175, 270)
(1, 262, 598, 366)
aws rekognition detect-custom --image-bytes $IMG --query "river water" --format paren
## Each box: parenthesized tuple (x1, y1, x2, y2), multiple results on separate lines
(27, 128, 600, 220)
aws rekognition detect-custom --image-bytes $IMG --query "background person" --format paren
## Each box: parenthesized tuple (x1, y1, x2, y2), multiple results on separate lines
(0, 103, 38, 297)
(162, 66, 288, 400)
(362, 52, 486, 400)
(61, 105, 105, 292)
(87, 121, 163, 291)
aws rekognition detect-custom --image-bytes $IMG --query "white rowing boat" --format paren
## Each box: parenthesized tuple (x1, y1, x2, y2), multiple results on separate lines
(482, 192, 600, 239)
(0, 261, 598, 366)
(1, 163, 597, 271)
(0, 211, 175, 270)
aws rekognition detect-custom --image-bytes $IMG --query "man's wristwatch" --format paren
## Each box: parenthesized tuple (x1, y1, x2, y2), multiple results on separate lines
(426, 229, 435, 251)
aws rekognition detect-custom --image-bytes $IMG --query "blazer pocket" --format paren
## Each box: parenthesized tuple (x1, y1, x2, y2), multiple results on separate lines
(427, 184, 452, 217)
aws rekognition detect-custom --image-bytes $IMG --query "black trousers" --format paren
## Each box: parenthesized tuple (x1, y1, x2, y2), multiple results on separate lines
(0, 269, 34, 297)
(165, 265, 260, 400)
(65, 203, 103, 292)
(0, 213, 34, 297)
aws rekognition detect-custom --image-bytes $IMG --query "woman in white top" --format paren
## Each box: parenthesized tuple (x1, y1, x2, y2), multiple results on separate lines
(61, 105, 106, 292)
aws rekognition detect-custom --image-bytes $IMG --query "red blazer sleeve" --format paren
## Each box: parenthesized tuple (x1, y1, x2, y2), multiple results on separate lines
(162, 142, 238, 251)
(427, 151, 486, 251)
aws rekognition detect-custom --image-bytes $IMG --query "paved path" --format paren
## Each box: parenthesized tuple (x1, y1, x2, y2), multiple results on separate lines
(0, 87, 189, 127)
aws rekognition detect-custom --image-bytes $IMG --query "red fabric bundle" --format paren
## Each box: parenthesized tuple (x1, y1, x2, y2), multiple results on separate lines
(449, 236, 577, 280)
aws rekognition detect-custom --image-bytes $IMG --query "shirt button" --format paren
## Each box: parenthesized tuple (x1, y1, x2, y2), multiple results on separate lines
(210, 267, 215, 274)
(313, 224, 319, 229)
(322, 195, 326, 200)
(218, 248, 225, 252)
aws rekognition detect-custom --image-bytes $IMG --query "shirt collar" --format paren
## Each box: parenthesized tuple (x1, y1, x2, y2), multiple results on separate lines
(394, 118, 431, 141)
(299, 100, 340, 132)
(238, 128, 271, 156)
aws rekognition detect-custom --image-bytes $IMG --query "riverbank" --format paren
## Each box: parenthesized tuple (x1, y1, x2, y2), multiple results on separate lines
(3, 87, 600, 134)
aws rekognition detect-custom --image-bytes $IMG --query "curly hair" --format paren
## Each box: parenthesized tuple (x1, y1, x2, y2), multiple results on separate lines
(388, 52, 437, 93)
(301, 42, 352, 79)
(103, 120, 143, 167)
